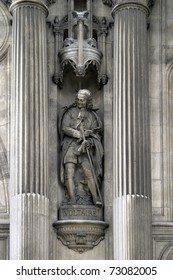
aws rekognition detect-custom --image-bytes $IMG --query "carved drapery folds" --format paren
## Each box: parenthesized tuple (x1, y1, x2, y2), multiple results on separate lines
(53, 0, 109, 88)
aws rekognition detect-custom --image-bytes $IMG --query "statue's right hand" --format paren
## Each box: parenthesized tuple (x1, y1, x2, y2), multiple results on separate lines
(73, 130, 81, 139)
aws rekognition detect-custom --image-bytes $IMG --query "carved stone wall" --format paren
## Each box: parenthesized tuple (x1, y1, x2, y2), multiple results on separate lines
(48, 0, 113, 260)
(149, 0, 173, 259)
(0, 0, 11, 260)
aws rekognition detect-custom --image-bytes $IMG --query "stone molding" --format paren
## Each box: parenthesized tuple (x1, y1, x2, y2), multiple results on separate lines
(152, 222, 173, 238)
(9, 0, 55, 6)
(152, 222, 173, 260)
(0, 223, 9, 235)
(0, 223, 9, 259)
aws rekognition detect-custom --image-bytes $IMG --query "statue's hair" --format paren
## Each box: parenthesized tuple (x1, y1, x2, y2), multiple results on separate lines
(73, 89, 93, 109)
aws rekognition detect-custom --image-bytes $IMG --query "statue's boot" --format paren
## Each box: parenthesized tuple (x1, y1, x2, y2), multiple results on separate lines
(65, 163, 76, 204)
(65, 178, 76, 204)
(87, 178, 102, 208)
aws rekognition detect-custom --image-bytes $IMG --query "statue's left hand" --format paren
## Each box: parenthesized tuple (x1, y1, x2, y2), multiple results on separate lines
(83, 140, 91, 149)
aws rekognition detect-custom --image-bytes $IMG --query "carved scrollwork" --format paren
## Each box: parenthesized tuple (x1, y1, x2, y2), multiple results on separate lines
(147, 0, 155, 8)
(53, 220, 108, 253)
(102, 0, 113, 7)
(0, 1, 10, 62)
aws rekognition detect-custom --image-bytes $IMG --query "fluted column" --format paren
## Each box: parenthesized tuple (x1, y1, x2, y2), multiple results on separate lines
(10, 0, 49, 259)
(112, 0, 152, 259)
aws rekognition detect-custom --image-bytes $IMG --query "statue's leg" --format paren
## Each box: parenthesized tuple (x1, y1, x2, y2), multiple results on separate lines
(81, 160, 102, 207)
(64, 162, 76, 203)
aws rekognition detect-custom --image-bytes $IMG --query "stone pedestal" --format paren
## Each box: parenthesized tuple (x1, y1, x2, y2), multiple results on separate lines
(53, 205, 108, 254)
(10, 0, 49, 259)
(112, 0, 152, 259)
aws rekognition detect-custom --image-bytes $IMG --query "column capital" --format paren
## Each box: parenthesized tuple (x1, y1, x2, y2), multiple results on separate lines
(11, 0, 55, 5)
(10, 0, 49, 15)
(112, 0, 151, 17)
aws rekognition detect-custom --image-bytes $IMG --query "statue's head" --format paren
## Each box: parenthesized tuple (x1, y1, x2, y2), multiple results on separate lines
(75, 89, 93, 109)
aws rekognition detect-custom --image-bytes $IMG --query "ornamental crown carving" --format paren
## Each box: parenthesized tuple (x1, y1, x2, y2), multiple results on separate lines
(53, 5, 109, 88)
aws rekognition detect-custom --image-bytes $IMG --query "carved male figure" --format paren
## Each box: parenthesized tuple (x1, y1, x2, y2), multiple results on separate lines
(60, 89, 103, 207)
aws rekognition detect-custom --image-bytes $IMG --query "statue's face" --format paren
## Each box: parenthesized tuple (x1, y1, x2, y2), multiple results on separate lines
(76, 93, 87, 109)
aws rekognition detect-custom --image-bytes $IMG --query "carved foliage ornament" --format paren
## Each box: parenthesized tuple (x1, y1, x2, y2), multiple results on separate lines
(147, 0, 155, 8)
(102, 0, 113, 7)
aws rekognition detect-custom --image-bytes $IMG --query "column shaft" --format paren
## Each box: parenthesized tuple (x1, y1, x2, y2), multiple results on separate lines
(112, 1, 152, 259)
(10, 0, 49, 259)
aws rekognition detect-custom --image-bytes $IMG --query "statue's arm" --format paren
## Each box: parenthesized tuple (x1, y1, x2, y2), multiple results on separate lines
(62, 127, 81, 139)
(85, 113, 102, 137)
(61, 110, 81, 139)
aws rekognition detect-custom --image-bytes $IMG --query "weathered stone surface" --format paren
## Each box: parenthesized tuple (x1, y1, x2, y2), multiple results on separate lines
(112, 0, 152, 259)
(59, 205, 103, 221)
(10, 0, 49, 260)
(0, 0, 173, 260)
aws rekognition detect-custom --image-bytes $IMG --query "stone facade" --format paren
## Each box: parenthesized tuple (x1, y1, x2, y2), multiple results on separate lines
(0, 0, 172, 260)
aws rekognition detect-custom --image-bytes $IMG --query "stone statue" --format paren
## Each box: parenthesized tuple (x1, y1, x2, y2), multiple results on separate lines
(59, 89, 103, 208)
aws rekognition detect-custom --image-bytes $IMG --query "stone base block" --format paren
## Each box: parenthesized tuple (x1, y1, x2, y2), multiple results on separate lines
(59, 205, 103, 221)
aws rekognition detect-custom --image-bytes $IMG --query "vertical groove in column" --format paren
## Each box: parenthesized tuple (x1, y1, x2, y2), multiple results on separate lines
(114, 195, 152, 259)
(10, 1, 49, 260)
(11, 5, 48, 196)
(113, 2, 152, 259)
(114, 7, 150, 197)
(10, 194, 49, 259)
